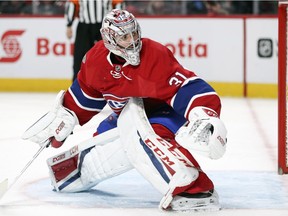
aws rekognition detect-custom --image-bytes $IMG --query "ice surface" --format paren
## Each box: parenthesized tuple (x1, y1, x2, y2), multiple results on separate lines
(0, 93, 288, 216)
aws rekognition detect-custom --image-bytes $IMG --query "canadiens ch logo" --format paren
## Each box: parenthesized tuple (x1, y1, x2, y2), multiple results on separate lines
(110, 65, 122, 79)
(110, 65, 132, 80)
(104, 94, 129, 113)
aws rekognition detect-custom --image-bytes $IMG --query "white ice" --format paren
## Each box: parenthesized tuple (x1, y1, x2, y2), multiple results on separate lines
(0, 92, 288, 216)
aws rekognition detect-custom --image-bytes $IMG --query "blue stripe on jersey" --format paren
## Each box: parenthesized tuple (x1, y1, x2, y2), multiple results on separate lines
(70, 79, 107, 111)
(148, 106, 186, 134)
(172, 78, 215, 117)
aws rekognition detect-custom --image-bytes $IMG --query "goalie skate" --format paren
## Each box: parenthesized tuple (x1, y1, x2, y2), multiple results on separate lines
(169, 190, 220, 212)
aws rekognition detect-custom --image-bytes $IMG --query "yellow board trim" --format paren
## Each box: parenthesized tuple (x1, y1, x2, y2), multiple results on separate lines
(209, 82, 244, 97)
(0, 78, 278, 98)
(209, 82, 277, 98)
(0, 78, 72, 92)
(246, 83, 278, 98)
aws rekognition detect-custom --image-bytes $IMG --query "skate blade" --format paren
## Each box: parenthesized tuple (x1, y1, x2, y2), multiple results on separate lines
(173, 205, 221, 212)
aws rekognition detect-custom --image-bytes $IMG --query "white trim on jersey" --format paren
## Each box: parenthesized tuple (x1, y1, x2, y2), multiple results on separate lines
(184, 92, 218, 119)
(68, 88, 103, 112)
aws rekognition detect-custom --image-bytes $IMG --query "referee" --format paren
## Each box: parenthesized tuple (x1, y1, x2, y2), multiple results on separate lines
(65, 0, 125, 81)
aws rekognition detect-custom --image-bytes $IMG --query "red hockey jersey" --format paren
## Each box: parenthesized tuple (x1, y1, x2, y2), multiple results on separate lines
(63, 38, 221, 125)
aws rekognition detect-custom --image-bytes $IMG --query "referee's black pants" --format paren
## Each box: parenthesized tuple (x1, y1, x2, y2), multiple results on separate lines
(73, 22, 102, 81)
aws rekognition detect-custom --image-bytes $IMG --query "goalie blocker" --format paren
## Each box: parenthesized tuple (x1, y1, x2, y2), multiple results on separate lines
(46, 97, 226, 211)
(22, 90, 78, 148)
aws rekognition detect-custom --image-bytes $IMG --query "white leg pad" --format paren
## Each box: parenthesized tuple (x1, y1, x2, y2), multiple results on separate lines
(117, 98, 199, 208)
(80, 138, 133, 187)
(47, 128, 133, 192)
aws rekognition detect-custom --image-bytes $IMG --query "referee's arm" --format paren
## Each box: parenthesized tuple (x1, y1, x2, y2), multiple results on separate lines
(65, 0, 79, 27)
(65, 0, 79, 39)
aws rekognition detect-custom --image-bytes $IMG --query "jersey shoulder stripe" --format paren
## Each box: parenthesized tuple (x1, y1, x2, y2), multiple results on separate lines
(170, 78, 217, 118)
(69, 79, 106, 112)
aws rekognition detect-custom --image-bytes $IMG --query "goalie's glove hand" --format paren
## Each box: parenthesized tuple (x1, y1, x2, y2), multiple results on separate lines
(22, 90, 78, 148)
(175, 106, 227, 160)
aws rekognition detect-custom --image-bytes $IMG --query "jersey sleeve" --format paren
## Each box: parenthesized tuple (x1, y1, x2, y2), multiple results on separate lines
(63, 52, 107, 126)
(141, 39, 222, 119)
(151, 41, 222, 118)
(63, 79, 107, 126)
(169, 76, 222, 119)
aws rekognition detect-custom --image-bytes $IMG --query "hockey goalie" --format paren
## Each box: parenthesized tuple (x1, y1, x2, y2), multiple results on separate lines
(22, 9, 227, 212)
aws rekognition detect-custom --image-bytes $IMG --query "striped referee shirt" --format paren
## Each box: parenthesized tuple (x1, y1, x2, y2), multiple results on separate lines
(65, 0, 125, 26)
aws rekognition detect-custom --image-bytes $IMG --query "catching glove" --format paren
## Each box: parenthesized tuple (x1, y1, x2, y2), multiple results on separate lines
(175, 106, 227, 160)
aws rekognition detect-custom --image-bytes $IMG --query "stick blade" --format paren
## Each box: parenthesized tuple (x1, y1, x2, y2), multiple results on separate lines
(0, 178, 8, 200)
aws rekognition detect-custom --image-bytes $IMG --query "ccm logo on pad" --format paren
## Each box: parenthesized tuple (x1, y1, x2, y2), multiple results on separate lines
(55, 121, 65, 134)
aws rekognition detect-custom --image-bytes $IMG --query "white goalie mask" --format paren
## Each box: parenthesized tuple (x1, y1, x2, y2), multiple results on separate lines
(100, 9, 142, 66)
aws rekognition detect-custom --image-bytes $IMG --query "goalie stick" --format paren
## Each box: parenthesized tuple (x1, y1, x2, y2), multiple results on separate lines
(0, 139, 50, 200)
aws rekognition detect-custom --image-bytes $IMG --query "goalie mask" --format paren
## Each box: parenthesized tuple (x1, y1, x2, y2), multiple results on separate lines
(100, 9, 142, 66)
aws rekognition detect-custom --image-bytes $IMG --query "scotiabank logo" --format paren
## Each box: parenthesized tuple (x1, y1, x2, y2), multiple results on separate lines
(165, 37, 207, 58)
(37, 38, 73, 56)
(0, 30, 25, 63)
